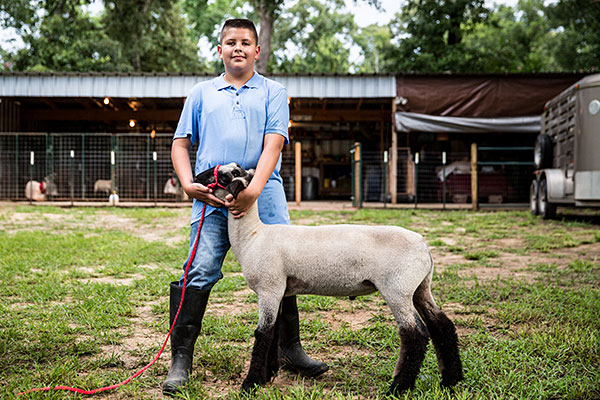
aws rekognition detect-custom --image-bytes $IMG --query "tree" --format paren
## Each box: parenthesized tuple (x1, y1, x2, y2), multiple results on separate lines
(1, 0, 128, 71)
(391, 0, 489, 72)
(102, 0, 204, 72)
(353, 23, 396, 73)
(461, 0, 558, 72)
(269, 0, 356, 73)
(547, 0, 600, 72)
(1, 0, 204, 72)
(251, 0, 284, 74)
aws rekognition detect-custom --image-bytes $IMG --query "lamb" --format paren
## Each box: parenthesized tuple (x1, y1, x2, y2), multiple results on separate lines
(94, 179, 112, 195)
(195, 163, 464, 396)
(25, 175, 58, 201)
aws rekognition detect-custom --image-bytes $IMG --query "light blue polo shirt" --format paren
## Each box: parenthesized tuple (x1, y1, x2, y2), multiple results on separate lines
(174, 72, 290, 225)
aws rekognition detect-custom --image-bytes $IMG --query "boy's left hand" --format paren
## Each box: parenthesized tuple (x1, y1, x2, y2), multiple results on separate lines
(225, 186, 259, 218)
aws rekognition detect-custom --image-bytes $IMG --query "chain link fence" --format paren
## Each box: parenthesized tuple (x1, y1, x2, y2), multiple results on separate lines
(0, 133, 192, 202)
(1, 133, 533, 206)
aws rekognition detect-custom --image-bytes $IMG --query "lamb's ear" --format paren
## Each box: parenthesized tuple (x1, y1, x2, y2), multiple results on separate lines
(246, 169, 255, 181)
(226, 179, 247, 199)
(194, 166, 216, 185)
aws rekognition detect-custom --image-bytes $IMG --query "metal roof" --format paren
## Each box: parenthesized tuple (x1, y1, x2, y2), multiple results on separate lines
(0, 72, 396, 99)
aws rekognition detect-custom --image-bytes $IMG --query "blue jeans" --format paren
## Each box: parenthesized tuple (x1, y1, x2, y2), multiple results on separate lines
(178, 211, 230, 291)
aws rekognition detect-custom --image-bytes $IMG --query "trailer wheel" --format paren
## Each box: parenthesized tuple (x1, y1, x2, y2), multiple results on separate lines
(534, 134, 553, 169)
(538, 176, 556, 219)
(529, 179, 539, 216)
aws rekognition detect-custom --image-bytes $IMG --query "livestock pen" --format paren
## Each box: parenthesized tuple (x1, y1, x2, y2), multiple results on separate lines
(1, 132, 534, 207)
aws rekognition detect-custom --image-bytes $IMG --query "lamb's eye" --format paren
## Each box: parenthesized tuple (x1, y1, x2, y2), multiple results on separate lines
(232, 170, 240, 177)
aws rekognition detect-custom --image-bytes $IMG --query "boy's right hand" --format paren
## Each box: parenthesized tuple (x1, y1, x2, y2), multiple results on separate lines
(183, 182, 225, 207)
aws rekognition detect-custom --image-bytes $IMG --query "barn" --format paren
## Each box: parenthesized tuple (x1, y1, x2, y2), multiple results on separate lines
(0, 71, 584, 204)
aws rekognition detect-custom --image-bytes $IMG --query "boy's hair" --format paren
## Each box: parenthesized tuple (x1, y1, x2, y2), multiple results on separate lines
(219, 19, 259, 45)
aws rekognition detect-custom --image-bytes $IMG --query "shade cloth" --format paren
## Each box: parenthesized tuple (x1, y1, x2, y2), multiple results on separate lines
(395, 111, 540, 134)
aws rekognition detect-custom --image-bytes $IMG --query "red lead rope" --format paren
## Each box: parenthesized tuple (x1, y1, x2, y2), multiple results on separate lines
(18, 202, 209, 396)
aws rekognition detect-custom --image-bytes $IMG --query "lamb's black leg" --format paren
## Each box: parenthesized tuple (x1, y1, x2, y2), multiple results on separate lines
(242, 326, 275, 392)
(242, 294, 282, 393)
(413, 282, 463, 388)
(265, 315, 280, 382)
(386, 317, 429, 397)
(416, 304, 463, 387)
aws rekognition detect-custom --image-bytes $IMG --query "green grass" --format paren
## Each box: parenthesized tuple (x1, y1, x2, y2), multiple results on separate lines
(1, 205, 599, 399)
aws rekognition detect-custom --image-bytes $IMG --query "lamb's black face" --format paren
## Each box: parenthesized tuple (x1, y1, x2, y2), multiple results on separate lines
(217, 163, 242, 186)
(216, 163, 254, 199)
(193, 163, 253, 200)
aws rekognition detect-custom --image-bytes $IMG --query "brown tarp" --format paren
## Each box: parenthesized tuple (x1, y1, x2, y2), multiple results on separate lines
(396, 74, 586, 118)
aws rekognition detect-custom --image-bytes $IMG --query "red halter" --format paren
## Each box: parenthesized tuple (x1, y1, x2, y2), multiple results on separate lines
(206, 164, 227, 191)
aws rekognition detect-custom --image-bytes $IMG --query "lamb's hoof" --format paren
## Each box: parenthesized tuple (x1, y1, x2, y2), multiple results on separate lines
(385, 383, 411, 398)
(265, 363, 279, 382)
(441, 370, 464, 388)
(241, 377, 264, 394)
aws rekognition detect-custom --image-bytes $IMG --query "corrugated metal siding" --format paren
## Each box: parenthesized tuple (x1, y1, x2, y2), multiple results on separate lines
(0, 73, 396, 99)
(273, 75, 396, 98)
(0, 74, 211, 98)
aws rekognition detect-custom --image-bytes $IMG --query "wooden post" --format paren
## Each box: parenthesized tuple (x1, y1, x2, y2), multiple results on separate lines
(391, 98, 398, 204)
(353, 142, 361, 207)
(471, 143, 478, 211)
(295, 141, 301, 206)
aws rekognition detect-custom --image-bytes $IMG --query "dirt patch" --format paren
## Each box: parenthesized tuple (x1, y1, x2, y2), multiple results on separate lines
(81, 273, 145, 286)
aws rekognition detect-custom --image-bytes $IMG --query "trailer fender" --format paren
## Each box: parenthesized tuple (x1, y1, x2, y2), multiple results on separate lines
(541, 169, 565, 201)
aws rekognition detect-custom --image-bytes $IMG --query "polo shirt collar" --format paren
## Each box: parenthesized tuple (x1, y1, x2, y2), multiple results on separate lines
(214, 72, 262, 90)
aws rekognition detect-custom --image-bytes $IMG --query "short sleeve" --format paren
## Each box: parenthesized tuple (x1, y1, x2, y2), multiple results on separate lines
(174, 87, 201, 144)
(265, 85, 289, 145)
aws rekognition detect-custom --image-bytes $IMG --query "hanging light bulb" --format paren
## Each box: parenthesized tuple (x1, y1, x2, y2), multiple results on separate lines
(129, 119, 136, 128)
(103, 97, 110, 105)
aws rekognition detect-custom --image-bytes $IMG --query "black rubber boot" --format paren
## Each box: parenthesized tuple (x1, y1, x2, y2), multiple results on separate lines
(279, 295, 329, 378)
(162, 282, 210, 396)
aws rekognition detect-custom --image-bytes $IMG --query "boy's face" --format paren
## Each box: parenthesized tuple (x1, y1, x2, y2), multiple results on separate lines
(217, 27, 260, 75)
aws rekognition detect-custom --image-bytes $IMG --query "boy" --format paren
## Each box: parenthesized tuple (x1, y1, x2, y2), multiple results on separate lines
(163, 19, 328, 395)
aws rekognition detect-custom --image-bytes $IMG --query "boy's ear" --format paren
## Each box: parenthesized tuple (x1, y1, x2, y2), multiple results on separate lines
(226, 180, 247, 199)
(254, 44, 261, 61)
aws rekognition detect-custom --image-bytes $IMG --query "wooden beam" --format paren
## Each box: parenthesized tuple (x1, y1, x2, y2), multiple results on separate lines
(390, 98, 397, 204)
(471, 142, 478, 211)
(295, 141, 302, 206)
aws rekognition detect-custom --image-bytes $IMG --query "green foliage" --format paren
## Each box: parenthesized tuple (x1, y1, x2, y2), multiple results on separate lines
(1, 0, 205, 72)
(390, 0, 490, 73)
(1, 0, 598, 74)
(102, 0, 204, 72)
(547, 0, 600, 72)
(353, 23, 395, 73)
(15, 14, 126, 72)
(270, 0, 355, 73)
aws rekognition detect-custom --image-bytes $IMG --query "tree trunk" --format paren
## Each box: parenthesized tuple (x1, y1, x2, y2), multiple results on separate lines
(255, 1, 274, 75)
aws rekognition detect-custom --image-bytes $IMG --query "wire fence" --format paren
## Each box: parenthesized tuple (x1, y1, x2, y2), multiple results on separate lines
(0, 133, 534, 206)
(0, 133, 191, 202)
